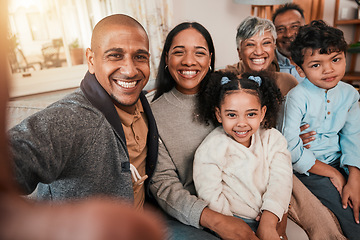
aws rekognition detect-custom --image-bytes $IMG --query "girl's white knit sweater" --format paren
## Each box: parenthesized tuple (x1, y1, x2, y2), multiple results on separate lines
(194, 126, 293, 221)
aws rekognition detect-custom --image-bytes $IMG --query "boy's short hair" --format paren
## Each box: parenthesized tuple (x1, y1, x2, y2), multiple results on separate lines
(290, 20, 348, 68)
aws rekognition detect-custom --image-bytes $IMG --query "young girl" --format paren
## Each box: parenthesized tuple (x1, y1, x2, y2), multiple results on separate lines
(193, 71, 293, 239)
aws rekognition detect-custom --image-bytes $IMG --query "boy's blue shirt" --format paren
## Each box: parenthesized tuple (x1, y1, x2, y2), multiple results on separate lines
(281, 77, 360, 175)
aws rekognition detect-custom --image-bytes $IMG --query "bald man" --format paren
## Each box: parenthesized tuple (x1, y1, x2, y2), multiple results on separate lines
(8, 14, 158, 209)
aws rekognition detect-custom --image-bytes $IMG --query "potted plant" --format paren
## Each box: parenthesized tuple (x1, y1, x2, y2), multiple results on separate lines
(69, 38, 84, 65)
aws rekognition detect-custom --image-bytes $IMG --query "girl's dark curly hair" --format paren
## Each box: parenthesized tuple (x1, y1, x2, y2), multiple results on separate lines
(290, 20, 347, 69)
(196, 70, 282, 129)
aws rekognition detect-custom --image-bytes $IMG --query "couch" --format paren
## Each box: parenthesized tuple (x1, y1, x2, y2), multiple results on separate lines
(6, 95, 310, 240)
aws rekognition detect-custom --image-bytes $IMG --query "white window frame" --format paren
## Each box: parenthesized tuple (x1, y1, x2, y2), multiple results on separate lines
(8, 0, 105, 99)
(9, 64, 88, 98)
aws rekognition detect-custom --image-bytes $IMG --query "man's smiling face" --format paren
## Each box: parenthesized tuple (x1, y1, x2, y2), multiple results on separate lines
(87, 23, 150, 112)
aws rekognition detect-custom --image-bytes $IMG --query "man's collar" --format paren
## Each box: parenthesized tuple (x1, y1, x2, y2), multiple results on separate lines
(276, 49, 291, 66)
(116, 100, 144, 127)
(80, 71, 126, 143)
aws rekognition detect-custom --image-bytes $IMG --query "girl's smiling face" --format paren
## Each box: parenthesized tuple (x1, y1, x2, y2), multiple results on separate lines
(215, 90, 266, 147)
(166, 28, 212, 95)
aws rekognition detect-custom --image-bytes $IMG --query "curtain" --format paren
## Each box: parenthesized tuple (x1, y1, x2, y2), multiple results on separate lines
(108, 0, 173, 83)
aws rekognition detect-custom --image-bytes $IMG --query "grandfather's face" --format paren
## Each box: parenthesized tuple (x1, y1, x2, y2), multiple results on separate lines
(87, 24, 150, 113)
(274, 10, 305, 58)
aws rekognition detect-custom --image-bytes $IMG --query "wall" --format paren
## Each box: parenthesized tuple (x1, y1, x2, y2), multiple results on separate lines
(172, 0, 251, 69)
(172, 0, 360, 71)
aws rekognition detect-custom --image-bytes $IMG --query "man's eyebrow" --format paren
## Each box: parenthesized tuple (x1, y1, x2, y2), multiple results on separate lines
(104, 48, 124, 54)
(103, 48, 150, 56)
(136, 49, 150, 56)
(276, 21, 302, 28)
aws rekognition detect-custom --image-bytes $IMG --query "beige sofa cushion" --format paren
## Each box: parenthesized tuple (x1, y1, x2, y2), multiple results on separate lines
(7, 100, 50, 130)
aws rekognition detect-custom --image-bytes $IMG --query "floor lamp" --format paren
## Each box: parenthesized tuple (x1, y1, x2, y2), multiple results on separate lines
(233, 0, 292, 19)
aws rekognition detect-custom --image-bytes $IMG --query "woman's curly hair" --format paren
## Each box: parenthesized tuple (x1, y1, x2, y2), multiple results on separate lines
(196, 70, 282, 129)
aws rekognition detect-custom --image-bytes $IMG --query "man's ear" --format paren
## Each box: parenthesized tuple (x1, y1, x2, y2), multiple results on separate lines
(86, 48, 95, 74)
(295, 64, 306, 78)
(215, 107, 222, 124)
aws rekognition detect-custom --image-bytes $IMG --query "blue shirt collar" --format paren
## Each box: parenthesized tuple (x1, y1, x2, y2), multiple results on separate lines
(302, 77, 339, 94)
(276, 49, 291, 66)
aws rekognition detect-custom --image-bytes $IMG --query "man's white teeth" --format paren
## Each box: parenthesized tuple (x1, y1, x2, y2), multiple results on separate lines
(117, 80, 137, 88)
(181, 70, 197, 76)
(252, 58, 265, 64)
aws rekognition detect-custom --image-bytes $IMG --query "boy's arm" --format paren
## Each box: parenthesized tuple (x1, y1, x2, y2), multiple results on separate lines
(282, 93, 316, 174)
(342, 166, 360, 224)
(338, 89, 360, 223)
(338, 89, 360, 171)
(308, 160, 346, 194)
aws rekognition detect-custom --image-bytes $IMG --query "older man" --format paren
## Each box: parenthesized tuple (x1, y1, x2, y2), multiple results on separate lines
(9, 14, 158, 211)
(272, 3, 306, 82)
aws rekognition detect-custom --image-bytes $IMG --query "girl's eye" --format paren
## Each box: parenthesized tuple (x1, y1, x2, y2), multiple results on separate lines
(333, 58, 340, 63)
(227, 113, 236, 118)
(248, 112, 256, 117)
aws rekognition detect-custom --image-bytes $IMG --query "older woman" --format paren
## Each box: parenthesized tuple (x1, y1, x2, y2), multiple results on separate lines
(221, 16, 346, 240)
(223, 16, 297, 96)
(149, 22, 258, 240)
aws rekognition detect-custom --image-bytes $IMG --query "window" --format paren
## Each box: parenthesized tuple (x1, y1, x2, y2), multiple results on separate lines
(8, 0, 172, 98)
(8, 0, 106, 98)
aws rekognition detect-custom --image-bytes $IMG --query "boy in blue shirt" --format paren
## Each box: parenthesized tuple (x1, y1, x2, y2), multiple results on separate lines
(281, 20, 360, 239)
